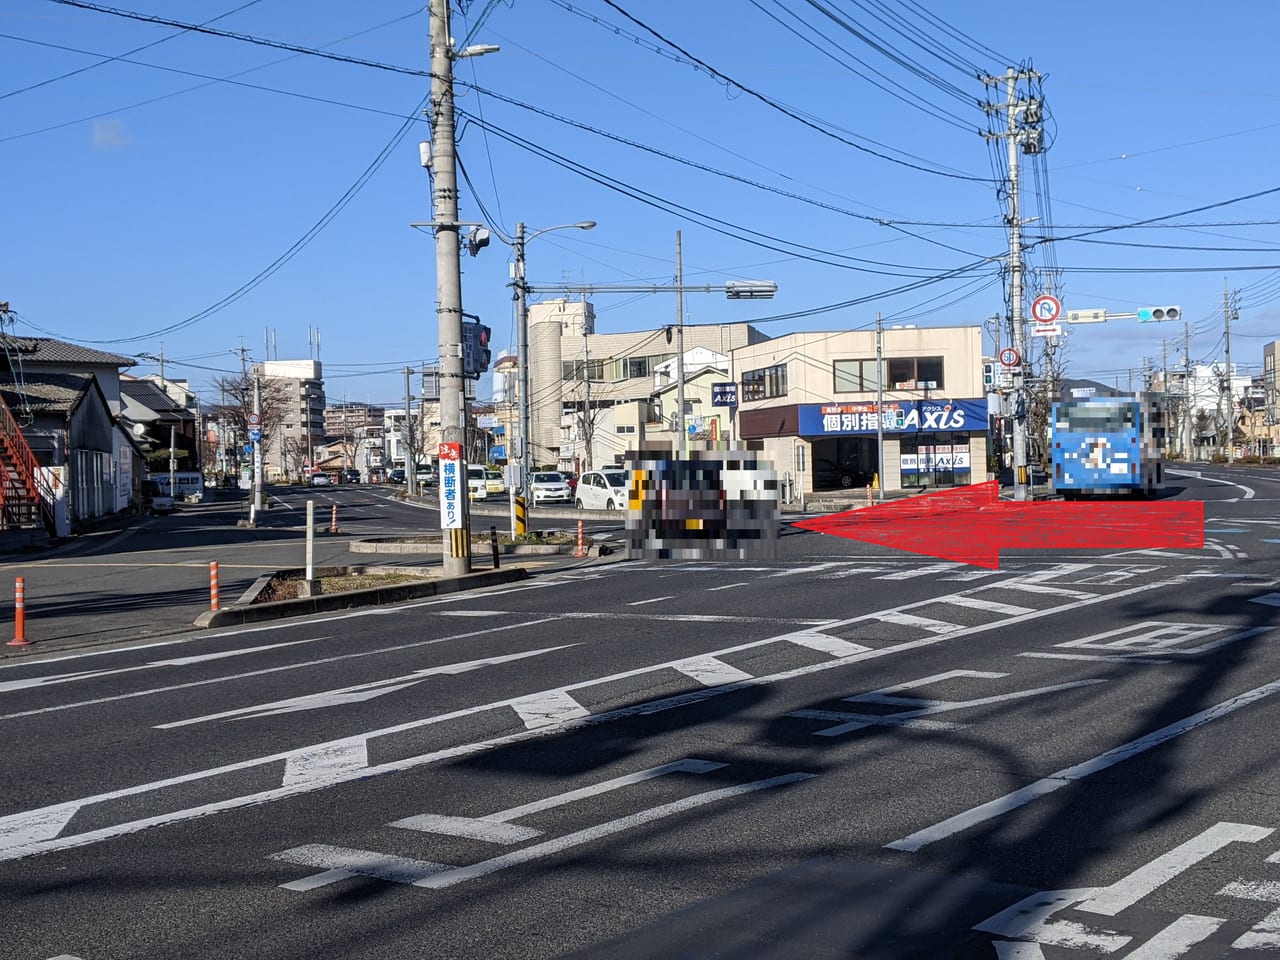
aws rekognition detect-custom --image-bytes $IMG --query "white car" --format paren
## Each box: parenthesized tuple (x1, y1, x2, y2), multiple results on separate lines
(529, 471, 572, 505)
(575, 469, 629, 511)
(466, 465, 488, 500)
(309, 472, 332, 486)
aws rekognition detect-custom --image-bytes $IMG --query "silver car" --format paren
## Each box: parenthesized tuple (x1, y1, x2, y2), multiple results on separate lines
(529, 471, 572, 505)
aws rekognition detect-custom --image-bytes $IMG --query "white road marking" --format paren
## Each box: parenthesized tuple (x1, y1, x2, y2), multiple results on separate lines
(887, 678, 1280, 852)
(672, 656, 753, 686)
(1056, 623, 1268, 658)
(871, 611, 963, 634)
(1219, 879, 1280, 948)
(786, 632, 872, 657)
(511, 690, 590, 728)
(705, 582, 749, 591)
(0, 638, 324, 694)
(273, 844, 451, 889)
(1168, 468, 1255, 499)
(994, 582, 1096, 598)
(0, 577, 1181, 864)
(627, 596, 674, 606)
(768, 562, 852, 577)
(390, 759, 725, 843)
(800, 676, 1104, 738)
(386, 815, 541, 845)
(0, 806, 81, 850)
(283, 742, 369, 787)
(788, 709, 964, 734)
(559, 612, 831, 625)
(407, 773, 813, 890)
(1251, 592, 1280, 607)
(1077, 822, 1272, 916)
(940, 570, 1005, 581)
(155, 646, 574, 728)
(1019, 652, 1172, 665)
(974, 887, 1129, 951)
(940, 595, 1034, 616)
(874, 562, 964, 580)
(436, 610, 507, 617)
(0, 618, 565, 723)
(1122, 915, 1224, 958)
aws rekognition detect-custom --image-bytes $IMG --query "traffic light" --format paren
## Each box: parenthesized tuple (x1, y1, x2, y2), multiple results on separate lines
(462, 320, 493, 380)
(1137, 305, 1181, 323)
(983, 362, 994, 389)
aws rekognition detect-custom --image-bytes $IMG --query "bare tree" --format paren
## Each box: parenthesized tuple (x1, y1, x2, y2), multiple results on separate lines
(212, 370, 292, 464)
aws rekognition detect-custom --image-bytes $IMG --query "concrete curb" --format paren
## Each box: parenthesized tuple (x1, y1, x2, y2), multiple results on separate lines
(194, 566, 529, 628)
(348, 538, 609, 556)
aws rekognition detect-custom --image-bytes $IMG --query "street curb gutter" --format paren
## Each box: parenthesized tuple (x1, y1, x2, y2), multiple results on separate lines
(194, 566, 529, 628)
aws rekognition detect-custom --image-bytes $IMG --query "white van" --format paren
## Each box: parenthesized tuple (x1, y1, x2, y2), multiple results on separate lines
(153, 472, 205, 503)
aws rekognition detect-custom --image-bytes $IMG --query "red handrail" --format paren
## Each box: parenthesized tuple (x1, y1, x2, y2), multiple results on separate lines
(0, 396, 55, 531)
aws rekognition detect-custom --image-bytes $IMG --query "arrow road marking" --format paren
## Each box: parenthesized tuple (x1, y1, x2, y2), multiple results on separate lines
(0, 638, 324, 694)
(0, 576, 1179, 864)
(389, 759, 726, 844)
(274, 773, 814, 892)
(155, 645, 576, 728)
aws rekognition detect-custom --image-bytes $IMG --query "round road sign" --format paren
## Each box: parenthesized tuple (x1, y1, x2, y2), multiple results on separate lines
(1031, 294, 1062, 324)
(248, 413, 261, 427)
(999, 347, 1020, 367)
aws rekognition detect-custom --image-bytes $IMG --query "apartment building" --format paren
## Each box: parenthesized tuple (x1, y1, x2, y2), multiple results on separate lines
(252, 359, 325, 480)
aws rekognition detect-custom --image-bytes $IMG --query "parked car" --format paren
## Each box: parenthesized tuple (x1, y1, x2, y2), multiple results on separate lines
(484, 468, 506, 496)
(342, 468, 361, 484)
(575, 469, 629, 510)
(813, 458, 871, 490)
(140, 479, 174, 515)
(416, 464, 436, 487)
(387, 468, 406, 484)
(309, 472, 333, 487)
(466, 465, 488, 500)
(529, 471, 572, 505)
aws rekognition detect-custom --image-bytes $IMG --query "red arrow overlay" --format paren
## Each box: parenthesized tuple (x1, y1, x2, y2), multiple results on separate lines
(791, 480, 1204, 569)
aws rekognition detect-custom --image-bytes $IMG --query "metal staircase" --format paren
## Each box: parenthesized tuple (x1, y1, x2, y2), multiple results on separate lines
(0, 395, 55, 533)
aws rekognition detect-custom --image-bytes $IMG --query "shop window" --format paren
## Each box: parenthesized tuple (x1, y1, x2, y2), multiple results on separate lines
(742, 363, 788, 401)
(887, 356, 945, 391)
(833, 358, 879, 393)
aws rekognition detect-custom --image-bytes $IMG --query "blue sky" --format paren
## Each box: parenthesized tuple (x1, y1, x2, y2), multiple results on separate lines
(3, 0, 1279, 408)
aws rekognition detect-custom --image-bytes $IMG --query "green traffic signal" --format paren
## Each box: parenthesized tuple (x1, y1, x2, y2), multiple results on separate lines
(1137, 305, 1181, 323)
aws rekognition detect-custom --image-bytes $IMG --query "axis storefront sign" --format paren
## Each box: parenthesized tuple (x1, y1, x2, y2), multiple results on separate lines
(798, 398, 987, 436)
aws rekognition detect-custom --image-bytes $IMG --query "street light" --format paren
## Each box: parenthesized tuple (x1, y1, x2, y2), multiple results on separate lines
(513, 220, 596, 504)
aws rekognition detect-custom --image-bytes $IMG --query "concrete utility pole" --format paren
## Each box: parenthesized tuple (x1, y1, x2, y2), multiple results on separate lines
(428, 0, 473, 576)
(252, 373, 263, 514)
(676, 230, 687, 457)
(983, 66, 1041, 502)
(1225, 282, 1237, 463)
(875, 312, 885, 503)
(511, 219, 596, 504)
(581, 335, 593, 471)
(1184, 321, 1193, 459)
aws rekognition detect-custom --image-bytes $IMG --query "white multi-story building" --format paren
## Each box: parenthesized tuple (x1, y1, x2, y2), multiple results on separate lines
(526, 298, 768, 470)
(252, 359, 324, 480)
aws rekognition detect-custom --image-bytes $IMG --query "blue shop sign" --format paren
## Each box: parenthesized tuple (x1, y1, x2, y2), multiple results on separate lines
(797, 398, 988, 436)
(711, 382, 738, 407)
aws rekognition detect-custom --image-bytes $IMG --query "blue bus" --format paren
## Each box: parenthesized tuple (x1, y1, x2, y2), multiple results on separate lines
(1051, 394, 1165, 498)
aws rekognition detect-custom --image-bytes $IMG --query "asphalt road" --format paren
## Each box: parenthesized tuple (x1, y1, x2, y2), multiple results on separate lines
(0, 485, 626, 650)
(3, 467, 1280, 959)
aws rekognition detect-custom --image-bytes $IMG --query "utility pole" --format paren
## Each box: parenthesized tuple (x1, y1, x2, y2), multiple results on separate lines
(513, 222, 532, 504)
(983, 66, 1042, 502)
(581, 335, 593, 471)
(428, 0, 471, 575)
(404, 366, 417, 496)
(676, 230, 687, 457)
(1225, 282, 1236, 463)
(252, 373, 263, 514)
(1184, 321, 1193, 459)
(875, 312, 885, 503)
